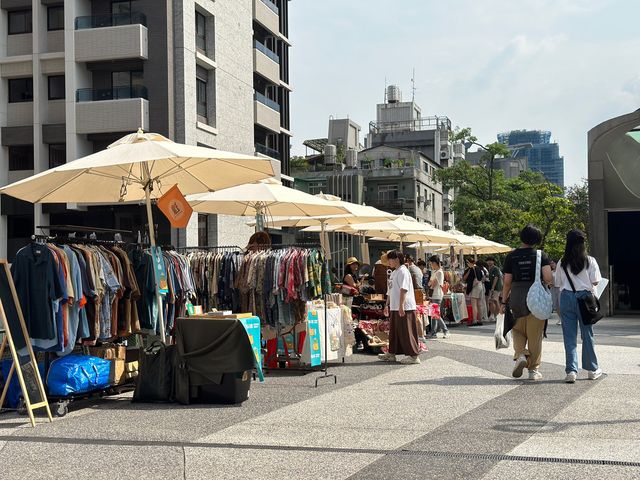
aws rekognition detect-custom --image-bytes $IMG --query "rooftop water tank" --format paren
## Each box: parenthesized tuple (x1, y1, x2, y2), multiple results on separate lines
(324, 144, 337, 165)
(387, 85, 401, 103)
(345, 149, 358, 168)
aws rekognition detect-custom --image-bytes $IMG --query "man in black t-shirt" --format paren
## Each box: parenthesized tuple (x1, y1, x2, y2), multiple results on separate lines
(501, 225, 554, 382)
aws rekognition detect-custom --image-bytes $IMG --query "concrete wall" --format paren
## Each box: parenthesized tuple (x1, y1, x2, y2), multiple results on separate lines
(7, 33, 32, 56)
(75, 24, 148, 62)
(76, 98, 149, 134)
(46, 30, 64, 53)
(6, 102, 33, 126)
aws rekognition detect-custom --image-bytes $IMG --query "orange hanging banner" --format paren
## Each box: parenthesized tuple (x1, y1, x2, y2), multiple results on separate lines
(157, 184, 193, 228)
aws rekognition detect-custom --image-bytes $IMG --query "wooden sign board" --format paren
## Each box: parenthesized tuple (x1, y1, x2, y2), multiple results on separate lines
(0, 260, 52, 427)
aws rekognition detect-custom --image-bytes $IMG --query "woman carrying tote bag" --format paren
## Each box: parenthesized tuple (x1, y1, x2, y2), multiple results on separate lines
(554, 229, 603, 383)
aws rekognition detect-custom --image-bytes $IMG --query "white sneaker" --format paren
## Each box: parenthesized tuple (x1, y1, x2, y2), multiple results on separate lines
(443, 332, 450, 339)
(512, 355, 527, 378)
(378, 353, 396, 362)
(400, 356, 421, 365)
(588, 369, 603, 380)
(528, 369, 542, 381)
(565, 372, 577, 383)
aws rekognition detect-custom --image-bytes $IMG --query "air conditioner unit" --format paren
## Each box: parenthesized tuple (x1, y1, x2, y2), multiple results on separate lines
(417, 196, 425, 204)
(440, 145, 452, 160)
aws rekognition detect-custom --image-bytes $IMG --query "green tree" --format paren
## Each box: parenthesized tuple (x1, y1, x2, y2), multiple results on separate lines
(290, 155, 309, 170)
(450, 127, 510, 200)
(435, 132, 583, 260)
(565, 180, 589, 234)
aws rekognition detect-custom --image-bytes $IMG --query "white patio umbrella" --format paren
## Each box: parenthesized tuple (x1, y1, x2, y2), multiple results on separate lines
(435, 235, 512, 256)
(341, 215, 459, 250)
(0, 130, 276, 339)
(186, 179, 349, 231)
(302, 214, 459, 254)
(253, 194, 398, 262)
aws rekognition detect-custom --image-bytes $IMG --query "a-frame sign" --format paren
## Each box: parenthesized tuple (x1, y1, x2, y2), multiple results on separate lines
(0, 260, 52, 427)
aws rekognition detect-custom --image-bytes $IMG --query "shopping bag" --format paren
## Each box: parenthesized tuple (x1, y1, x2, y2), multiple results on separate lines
(494, 314, 511, 350)
(133, 341, 176, 403)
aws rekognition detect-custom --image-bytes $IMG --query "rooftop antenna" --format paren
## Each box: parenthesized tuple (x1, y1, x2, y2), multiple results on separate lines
(384, 76, 387, 103)
(411, 68, 416, 102)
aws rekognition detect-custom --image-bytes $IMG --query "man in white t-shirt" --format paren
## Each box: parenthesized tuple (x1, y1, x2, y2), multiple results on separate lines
(379, 250, 421, 364)
(427, 255, 450, 338)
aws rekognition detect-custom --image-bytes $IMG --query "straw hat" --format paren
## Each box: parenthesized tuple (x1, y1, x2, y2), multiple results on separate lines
(346, 257, 360, 266)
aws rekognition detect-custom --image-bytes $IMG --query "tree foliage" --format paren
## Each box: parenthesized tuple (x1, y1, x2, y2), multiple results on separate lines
(435, 135, 588, 261)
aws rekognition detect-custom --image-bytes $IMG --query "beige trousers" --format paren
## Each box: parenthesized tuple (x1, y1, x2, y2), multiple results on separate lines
(511, 313, 545, 370)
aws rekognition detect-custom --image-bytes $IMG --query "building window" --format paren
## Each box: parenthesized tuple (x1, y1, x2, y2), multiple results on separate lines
(378, 184, 398, 202)
(196, 66, 208, 119)
(111, 1, 132, 14)
(47, 6, 64, 31)
(111, 1, 132, 25)
(112, 70, 143, 97)
(48, 76, 65, 100)
(49, 144, 66, 169)
(198, 214, 208, 247)
(8, 9, 32, 35)
(8, 78, 33, 103)
(195, 11, 206, 52)
(8, 146, 34, 171)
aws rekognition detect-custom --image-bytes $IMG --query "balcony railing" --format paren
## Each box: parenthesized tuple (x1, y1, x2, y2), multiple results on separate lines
(255, 143, 280, 160)
(259, 0, 279, 14)
(254, 92, 280, 112)
(370, 198, 412, 210)
(75, 12, 147, 30)
(254, 40, 279, 63)
(76, 85, 148, 102)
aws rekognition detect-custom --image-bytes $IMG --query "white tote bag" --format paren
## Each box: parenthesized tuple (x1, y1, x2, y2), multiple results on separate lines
(494, 314, 511, 350)
(526, 249, 553, 320)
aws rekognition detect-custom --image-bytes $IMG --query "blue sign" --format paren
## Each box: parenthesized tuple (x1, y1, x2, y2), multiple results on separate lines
(150, 246, 169, 295)
(239, 316, 264, 382)
(307, 309, 322, 367)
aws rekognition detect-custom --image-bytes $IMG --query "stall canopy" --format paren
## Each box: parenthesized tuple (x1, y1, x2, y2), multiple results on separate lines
(253, 194, 398, 262)
(435, 235, 512, 255)
(186, 179, 349, 231)
(0, 129, 276, 339)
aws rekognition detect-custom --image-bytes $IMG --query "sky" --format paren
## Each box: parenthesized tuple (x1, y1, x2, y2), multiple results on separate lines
(288, 0, 640, 187)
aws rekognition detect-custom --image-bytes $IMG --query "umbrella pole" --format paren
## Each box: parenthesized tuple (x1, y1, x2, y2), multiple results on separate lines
(144, 179, 167, 342)
(316, 219, 336, 388)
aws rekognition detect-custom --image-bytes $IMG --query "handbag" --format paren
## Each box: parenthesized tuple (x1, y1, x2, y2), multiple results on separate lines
(133, 341, 176, 403)
(561, 262, 604, 325)
(526, 250, 553, 320)
(494, 312, 511, 350)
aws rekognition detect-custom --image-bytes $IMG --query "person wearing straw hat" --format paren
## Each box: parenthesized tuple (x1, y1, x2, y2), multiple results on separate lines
(342, 257, 368, 295)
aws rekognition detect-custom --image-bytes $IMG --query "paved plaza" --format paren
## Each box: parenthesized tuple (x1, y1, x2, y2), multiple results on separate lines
(1, 315, 639, 479)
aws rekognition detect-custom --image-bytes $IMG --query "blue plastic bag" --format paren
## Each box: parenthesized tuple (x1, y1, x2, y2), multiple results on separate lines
(47, 354, 112, 397)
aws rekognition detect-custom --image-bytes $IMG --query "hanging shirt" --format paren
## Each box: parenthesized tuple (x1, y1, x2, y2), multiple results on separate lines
(11, 244, 65, 347)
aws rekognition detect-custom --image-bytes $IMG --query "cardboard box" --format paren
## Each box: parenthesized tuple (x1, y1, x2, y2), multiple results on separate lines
(89, 344, 126, 361)
(125, 361, 139, 373)
(109, 359, 125, 385)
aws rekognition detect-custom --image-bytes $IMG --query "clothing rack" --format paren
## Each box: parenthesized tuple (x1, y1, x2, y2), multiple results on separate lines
(267, 243, 336, 386)
(178, 245, 241, 252)
(179, 243, 337, 386)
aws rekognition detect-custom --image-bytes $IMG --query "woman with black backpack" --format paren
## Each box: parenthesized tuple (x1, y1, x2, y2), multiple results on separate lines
(554, 229, 603, 383)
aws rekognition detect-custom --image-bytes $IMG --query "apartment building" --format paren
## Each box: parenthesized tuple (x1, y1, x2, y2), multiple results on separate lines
(0, 0, 290, 260)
